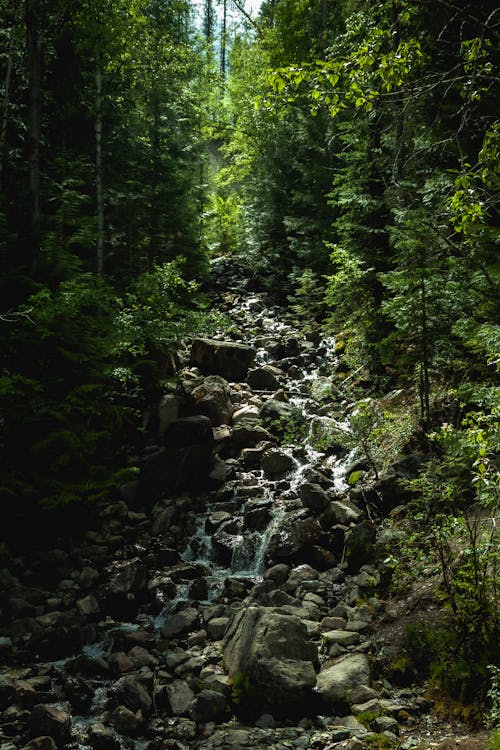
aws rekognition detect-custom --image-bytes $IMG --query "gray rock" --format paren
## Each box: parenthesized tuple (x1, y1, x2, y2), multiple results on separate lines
(349, 685, 378, 704)
(260, 399, 295, 422)
(165, 415, 214, 448)
(263, 563, 290, 585)
(161, 607, 199, 638)
(109, 705, 141, 735)
(316, 654, 370, 705)
(166, 680, 195, 716)
(323, 630, 362, 647)
(299, 483, 331, 512)
(261, 448, 295, 479)
(231, 422, 273, 450)
(248, 366, 281, 391)
(223, 607, 317, 711)
(87, 722, 121, 750)
(207, 617, 230, 641)
(109, 560, 146, 596)
(192, 376, 234, 426)
(190, 338, 256, 381)
(371, 716, 400, 734)
(268, 516, 323, 558)
(190, 689, 227, 722)
(113, 675, 152, 714)
(76, 594, 99, 616)
(157, 394, 179, 440)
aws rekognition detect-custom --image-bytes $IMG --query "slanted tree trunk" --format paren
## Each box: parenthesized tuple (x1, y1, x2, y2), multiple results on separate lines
(25, 0, 41, 259)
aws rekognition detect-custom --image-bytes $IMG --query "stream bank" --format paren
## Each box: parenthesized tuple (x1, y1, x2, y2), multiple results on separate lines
(0, 257, 489, 750)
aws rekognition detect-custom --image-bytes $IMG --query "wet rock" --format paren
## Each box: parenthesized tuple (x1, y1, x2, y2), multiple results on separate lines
(63, 675, 94, 712)
(260, 399, 295, 422)
(244, 504, 272, 531)
(109, 705, 141, 735)
(87, 722, 121, 750)
(261, 448, 295, 478)
(299, 483, 331, 512)
(268, 515, 323, 559)
(109, 559, 147, 597)
(223, 606, 318, 714)
(316, 654, 370, 706)
(310, 376, 333, 402)
(190, 689, 228, 723)
(113, 675, 152, 714)
(161, 607, 198, 638)
(29, 705, 71, 745)
(192, 376, 234, 426)
(263, 563, 290, 585)
(319, 501, 361, 529)
(166, 680, 195, 716)
(247, 366, 282, 391)
(190, 338, 256, 381)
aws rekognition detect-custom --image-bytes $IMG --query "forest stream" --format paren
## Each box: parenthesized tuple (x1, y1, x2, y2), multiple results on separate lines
(0, 258, 491, 750)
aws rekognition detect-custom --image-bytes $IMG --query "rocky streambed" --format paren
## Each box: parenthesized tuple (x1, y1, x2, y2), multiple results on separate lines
(0, 259, 484, 750)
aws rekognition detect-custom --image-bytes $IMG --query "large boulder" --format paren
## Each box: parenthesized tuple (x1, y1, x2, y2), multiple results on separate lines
(261, 448, 295, 479)
(191, 376, 234, 426)
(190, 338, 256, 381)
(247, 366, 282, 391)
(29, 705, 72, 745)
(223, 607, 317, 715)
(315, 653, 370, 707)
(267, 513, 324, 560)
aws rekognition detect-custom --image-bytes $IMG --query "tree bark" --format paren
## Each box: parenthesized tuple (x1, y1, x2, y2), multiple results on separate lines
(148, 85, 160, 267)
(220, 0, 227, 79)
(25, 0, 41, 256)
(0, 2, 18, 193)
(95, 37, 104, 276)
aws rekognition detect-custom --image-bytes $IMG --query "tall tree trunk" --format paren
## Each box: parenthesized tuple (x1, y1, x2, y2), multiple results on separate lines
(0, 2, 18, 193)
(220, 0, 227, 79)
(419, 273, 431, 428)
(25, 0, 41, 259)
(149, 86, 160, 266)
(95, 37, 104, 277)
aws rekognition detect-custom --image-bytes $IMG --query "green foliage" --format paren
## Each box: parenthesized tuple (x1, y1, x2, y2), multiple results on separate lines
(338, 398, 417, 481)
(389, 395, 499, 706)
(0, 261, 215, 522)
(262, 407, 308, 445)
(487, 665, 500, 729)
